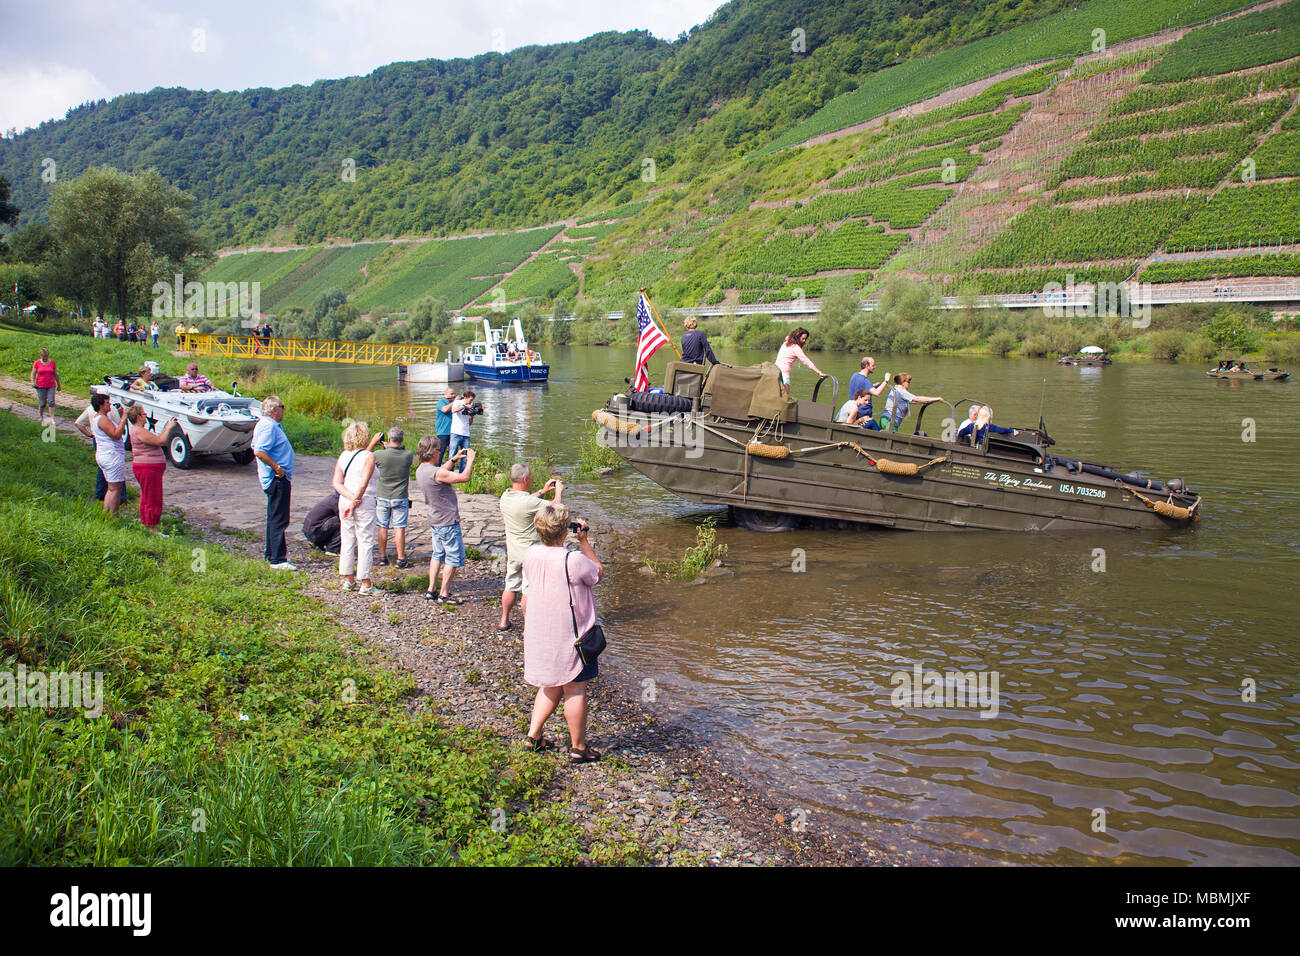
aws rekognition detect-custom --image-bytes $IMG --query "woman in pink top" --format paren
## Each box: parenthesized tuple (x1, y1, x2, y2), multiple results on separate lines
(30, 348, 60, 425)
(126, 405, 178, 532)
(773, 327, 824, 393)
(521, 502, 604, 763)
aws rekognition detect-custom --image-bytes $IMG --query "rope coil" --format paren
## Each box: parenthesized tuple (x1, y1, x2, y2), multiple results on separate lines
(591, 409, 645, 435)
(1134, 490, 1199, 521)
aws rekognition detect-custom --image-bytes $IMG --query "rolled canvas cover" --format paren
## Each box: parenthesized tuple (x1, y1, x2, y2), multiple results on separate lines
(703, 363, 795, 422)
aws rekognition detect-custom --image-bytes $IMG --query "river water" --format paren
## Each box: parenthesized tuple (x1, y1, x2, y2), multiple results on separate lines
(278, 345, 1300, 865)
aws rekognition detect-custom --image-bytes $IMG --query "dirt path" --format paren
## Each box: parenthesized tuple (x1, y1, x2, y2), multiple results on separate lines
(3, 393, 895, 866)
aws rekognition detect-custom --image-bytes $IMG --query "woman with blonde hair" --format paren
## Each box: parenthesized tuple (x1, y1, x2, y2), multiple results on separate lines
(521, 501, 604, 762)
(126, 405, 179, 533)
(331, 421, 382, 594)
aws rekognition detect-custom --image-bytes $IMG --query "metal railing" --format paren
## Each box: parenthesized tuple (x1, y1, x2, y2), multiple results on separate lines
(180, 333, 440, 365)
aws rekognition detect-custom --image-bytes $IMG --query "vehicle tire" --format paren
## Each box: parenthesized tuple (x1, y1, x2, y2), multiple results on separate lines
(731, 506, 799, 533)
(627, 391, 693, 414)
(166, 431, 194, 469)
(232, 449, 255, 466)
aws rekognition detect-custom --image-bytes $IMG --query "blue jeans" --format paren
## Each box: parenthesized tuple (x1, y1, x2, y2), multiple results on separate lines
(447, 434, 469, 472)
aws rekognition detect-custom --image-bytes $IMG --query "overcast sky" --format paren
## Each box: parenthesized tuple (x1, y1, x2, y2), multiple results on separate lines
(0, 0, 724, 133)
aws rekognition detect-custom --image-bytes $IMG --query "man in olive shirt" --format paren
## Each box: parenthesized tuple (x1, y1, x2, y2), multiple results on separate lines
(372, 426, 415, 568)
(497, 463, 563, 631)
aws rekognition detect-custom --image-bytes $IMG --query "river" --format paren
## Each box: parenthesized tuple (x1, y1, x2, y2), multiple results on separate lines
(274, 344, 1300, 866)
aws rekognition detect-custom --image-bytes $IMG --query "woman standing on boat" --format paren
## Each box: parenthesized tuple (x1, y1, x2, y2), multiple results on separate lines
(774, 327, 824, 394)
(90, 392, 128, 515)
(332, 421, 381, 595)
(126, 405, 178, 533)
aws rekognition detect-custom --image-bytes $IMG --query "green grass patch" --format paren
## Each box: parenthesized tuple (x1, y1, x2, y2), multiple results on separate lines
(0, 412, 594, 865)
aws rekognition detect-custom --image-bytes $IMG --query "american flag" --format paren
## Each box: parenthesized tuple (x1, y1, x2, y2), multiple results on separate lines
(633, 293, 669, 391)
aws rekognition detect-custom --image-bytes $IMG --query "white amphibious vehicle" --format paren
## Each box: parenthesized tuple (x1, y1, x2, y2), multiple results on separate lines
(93, 370, 262, 469)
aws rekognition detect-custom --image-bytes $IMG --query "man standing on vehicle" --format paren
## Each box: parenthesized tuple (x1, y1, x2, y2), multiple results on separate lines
(373, 426, 414, 568)
(252, 395, 297, 571)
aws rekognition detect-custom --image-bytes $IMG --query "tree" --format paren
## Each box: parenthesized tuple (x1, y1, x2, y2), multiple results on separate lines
(408, 295, 450, 340)
(46, 166, 210, 323)
(3, 222, 56, 264)
(0, 176, 18, 228)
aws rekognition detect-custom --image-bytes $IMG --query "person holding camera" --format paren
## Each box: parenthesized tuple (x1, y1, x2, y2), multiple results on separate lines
(447, 390, 481, 473)
(521, 502, 603, 762)
(498, 463, 563, 632)
(415, 436, 476, 604)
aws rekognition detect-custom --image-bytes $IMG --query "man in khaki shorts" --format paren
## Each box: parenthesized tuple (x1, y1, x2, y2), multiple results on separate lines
(498, 463, 562, 631)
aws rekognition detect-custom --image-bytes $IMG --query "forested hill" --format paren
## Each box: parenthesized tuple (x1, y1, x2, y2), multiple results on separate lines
(0, 0, 1080, 245)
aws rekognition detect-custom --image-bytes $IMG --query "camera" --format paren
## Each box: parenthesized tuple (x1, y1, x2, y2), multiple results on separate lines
(465, 402, 485, 417)
(568, 520, 589, 533)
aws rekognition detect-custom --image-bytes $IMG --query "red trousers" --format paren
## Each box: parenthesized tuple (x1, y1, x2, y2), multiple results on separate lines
(133, 461, 166, 528)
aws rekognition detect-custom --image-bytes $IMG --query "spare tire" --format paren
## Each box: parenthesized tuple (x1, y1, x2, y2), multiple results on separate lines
(627, 391, 693, 415)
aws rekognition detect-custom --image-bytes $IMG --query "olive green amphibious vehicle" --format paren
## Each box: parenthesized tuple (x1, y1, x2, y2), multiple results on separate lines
(592, 362, 1202, 533)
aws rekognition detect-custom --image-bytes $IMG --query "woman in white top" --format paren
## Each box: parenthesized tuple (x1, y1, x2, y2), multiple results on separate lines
(89, 392, 128, 514)
(332, 421, 382, 593)
(882, 373, 944, 432)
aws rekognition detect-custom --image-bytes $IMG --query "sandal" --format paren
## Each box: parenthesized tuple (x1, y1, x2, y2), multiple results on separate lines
(497, 621, 512, 632)
(424, 590, 436, 601)
(437, 595, 461, 606)
(569, 745, 601, 764)
(523, 735, 553, 753)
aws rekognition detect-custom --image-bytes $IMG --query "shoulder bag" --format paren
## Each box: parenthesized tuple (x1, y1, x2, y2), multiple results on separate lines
(565, 551, 606, 666)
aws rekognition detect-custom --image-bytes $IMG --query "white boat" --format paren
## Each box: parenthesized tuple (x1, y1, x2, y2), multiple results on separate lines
(460, 317, 549, 383)
(399, 361, 464, 383)
(93, 372, 262, 469)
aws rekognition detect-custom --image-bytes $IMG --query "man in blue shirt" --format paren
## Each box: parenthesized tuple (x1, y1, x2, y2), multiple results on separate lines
(847, 356, 889, 423)
(251, 395, 297, 570)
(435, 386, 456, 464)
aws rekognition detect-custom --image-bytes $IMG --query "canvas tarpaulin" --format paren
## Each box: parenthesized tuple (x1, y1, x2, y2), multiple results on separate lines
(704, 363, 795, 422)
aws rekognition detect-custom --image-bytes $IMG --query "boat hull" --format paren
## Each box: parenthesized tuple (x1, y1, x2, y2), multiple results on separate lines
(597, 407, 1199, 533)
(463, 362, 549, 383)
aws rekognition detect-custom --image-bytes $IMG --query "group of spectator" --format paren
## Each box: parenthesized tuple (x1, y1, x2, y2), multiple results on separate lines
(261, 397, 602, 763)
(91, 317, 161, 346)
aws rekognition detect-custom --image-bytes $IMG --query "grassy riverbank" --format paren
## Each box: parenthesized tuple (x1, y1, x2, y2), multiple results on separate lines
(0, 330, 351, 454)
(0, 412, 596, 865)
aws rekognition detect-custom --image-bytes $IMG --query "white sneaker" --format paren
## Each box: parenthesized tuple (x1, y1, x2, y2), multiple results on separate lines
(270, 561, 298, 571)
(358, 584, 374, 595)
(341, 579, 355, 591)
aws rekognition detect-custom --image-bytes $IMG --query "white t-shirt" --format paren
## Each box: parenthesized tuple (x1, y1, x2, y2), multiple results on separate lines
(450, 399, 473, 437)
(836, 399, 860, 423)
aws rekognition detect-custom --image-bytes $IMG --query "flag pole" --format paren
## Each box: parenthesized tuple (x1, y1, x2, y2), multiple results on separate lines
(640, 288, 682, 359)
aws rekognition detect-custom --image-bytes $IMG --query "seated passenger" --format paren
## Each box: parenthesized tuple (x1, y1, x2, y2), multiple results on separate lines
(956, 405, 1016, 444)
(882, 373, 943, 432)
(836, 389, 882, 430)
(179, 363, 215, 391)
(129, 365, 158, 392)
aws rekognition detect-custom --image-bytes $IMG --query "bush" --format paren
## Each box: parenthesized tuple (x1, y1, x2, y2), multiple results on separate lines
(988, 329, 1020, 356)
(1184, 335, 1219, 363)
(1147, 329, 1191, 361)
